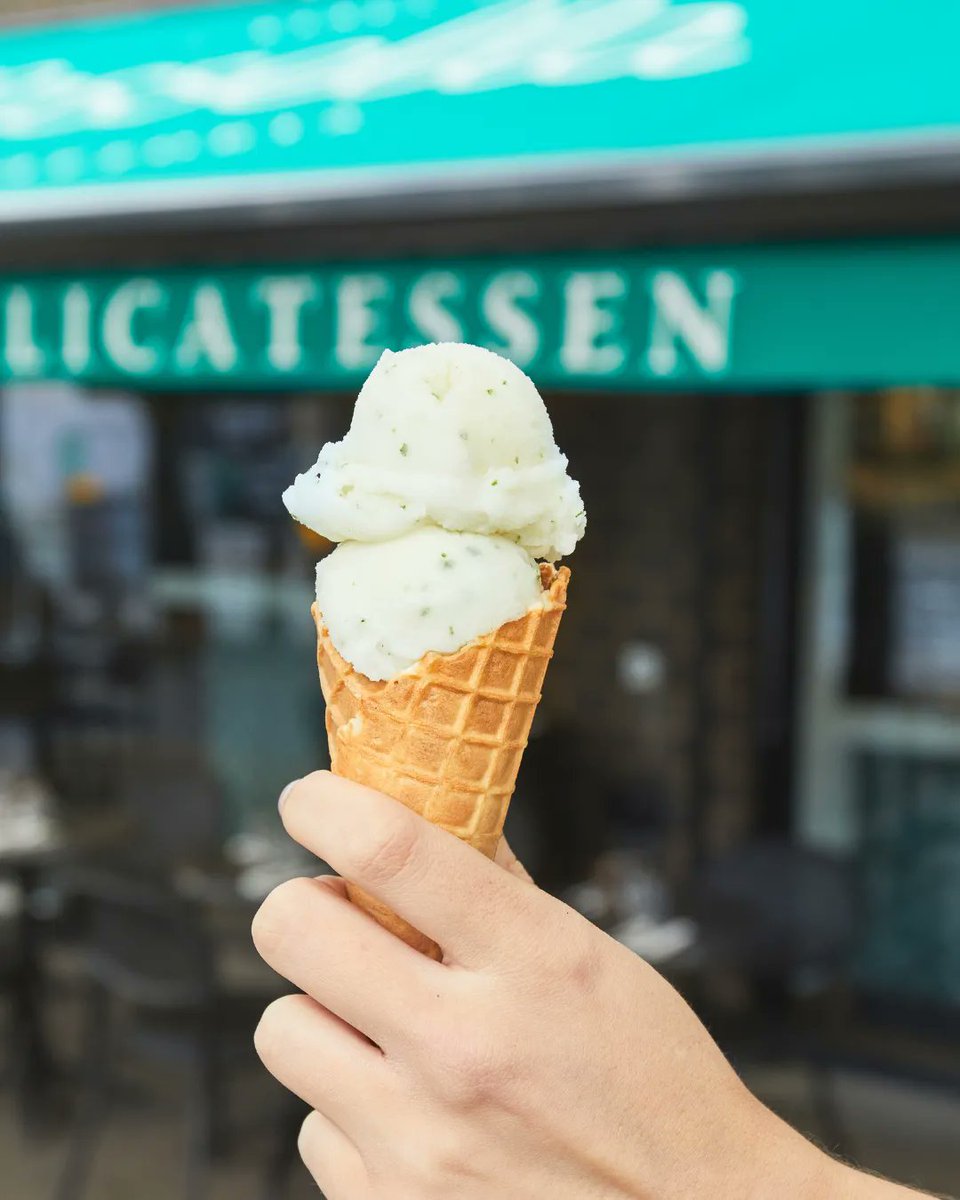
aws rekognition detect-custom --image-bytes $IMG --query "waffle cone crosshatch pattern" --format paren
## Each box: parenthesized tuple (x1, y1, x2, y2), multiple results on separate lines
(313, 564, 569, 957)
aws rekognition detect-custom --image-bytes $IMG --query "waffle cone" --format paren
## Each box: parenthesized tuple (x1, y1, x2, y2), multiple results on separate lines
(312, 563, 569, 959)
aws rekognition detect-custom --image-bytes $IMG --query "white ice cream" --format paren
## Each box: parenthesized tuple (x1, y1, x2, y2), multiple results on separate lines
(284, 343, 585, 680)
(283, 343, 584, 561)
(315, 527, 545, 681)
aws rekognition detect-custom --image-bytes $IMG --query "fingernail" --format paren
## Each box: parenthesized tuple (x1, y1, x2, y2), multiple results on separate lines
(278, 780, 298, 813)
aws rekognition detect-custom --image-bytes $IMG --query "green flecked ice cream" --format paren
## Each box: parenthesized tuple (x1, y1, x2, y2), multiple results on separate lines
(283, 342, 585, 681)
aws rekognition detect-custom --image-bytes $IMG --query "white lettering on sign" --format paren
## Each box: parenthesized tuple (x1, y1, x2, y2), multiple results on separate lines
(62, 283, 92, 374)
(3, 286, 44, 376)
(336, 274, 390, 369)
(560, 271, 627, 374)
(256, 275, 317, 371)
(482, 271, 540, 366)
(102, 278, 165, 374)
(647, 270, 737, 376)
(175, 283, 239, 373)
(407, 271, 464, 343)
(0, 263, 743, 387)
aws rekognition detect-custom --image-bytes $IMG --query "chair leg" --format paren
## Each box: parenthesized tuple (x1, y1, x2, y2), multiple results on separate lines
(183, 1128, 208, 1200)
(12, 864, 58, 1134)
(53, 983, 113, 1200)
(183, 1039, 217, 1200)
(259, 1094, 307, 1200)
(201, 1033, 225, 1158)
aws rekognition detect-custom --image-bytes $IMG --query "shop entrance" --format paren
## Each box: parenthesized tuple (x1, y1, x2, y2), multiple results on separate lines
(509, 391, 806, 888)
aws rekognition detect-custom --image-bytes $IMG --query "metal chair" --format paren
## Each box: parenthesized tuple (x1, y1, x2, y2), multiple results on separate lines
(52, 869, 265, 1200)
(682, 839, 856, 1155)
(690, 839, 854, 978)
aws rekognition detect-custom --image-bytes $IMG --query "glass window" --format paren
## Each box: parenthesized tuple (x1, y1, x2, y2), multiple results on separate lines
(0, 383, 346, 845)
(799, 389, 960, 1008)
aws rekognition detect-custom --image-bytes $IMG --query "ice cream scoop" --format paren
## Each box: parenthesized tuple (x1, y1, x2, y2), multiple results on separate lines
(285, 342, 584, 679)
(315, 527, 546, 681)
(283, 342, 585, 561)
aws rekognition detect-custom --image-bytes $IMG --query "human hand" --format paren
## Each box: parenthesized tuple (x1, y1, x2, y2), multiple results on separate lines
(251, 771, 842, 1200)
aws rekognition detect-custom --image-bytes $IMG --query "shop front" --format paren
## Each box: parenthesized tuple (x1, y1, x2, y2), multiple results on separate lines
(2, 0, 960, 1014)
(4, 243, 960, 1005)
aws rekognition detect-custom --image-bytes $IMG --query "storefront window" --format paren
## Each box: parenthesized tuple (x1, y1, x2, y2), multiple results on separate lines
(800, 389, 960, 1007)
(848, 389, 960, 704)
(0, 383, 340, 846)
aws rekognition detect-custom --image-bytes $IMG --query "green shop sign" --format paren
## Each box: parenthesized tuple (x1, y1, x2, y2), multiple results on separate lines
(3, 240, 960, 391)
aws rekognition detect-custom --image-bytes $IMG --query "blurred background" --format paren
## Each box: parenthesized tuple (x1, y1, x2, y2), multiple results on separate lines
(2, 1, 960, 1197)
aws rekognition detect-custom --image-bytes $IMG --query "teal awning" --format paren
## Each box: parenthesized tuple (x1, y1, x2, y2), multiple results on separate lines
(4, 239, 960, 390)
(1, 0, 960, 223)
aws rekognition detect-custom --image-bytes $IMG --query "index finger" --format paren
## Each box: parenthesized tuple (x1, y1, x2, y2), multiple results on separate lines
(279, 771, 537, 967)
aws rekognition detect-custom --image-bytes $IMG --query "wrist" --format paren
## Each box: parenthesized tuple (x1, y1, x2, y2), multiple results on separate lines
(759, 1125, 932, 1200)
(736, 1102, 839, 1200)
(831, 1159, 935, 1199)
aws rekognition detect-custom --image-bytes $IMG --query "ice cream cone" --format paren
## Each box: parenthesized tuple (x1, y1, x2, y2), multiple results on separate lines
(312, 562, 569, 959)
